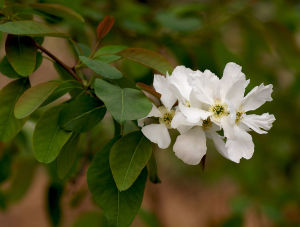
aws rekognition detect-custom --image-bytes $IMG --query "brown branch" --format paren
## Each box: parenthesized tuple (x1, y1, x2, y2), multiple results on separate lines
(136, 82, 161, 99)
(34, 42, 82, 83)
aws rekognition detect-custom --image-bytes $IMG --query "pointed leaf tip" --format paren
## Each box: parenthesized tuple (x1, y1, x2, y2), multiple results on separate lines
(97, 16, 115, 40)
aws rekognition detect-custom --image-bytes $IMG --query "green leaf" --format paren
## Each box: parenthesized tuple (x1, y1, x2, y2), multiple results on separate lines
(46, 182, 63, 227)
(58, 94, 106, 133)
(94, 55, 121, 64)
(147, 152, 161, 184)
(117, 48, 174, 74)
(94, 45, 127, 57)
(30, 3, 85, 23)
(79, 56, 123, 79)
(94, 79, 152, 123)
(56, 134, 79, 179)
(41, 82, 82, 107)
(110, 131, 152, 191)
(6, 158, 36, 202)
(5, 35, 37, 76)
(33, 105, 72, 163)
(0, 79, 30, 142)
(0, 21, 68, 37)
(14, 81, 61, 119)
(15, 80, 82, 119)
(0, 56, 22, 78)
(87, 138, 147, 227)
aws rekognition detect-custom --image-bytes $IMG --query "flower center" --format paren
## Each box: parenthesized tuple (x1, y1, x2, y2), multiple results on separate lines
(202, 118, 212, 130)
(235, 111, 244, 124)
(158, 107, 175, 129)
(209, 103, 229, 118)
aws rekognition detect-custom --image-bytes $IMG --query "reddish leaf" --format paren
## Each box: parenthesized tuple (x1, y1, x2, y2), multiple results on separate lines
(96, 16, 115, 40)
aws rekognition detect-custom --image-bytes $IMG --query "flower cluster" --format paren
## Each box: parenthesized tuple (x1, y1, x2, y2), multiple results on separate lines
(139, 62, 275, 165)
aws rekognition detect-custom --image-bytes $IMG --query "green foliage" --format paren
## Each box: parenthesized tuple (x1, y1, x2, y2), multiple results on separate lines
(94, 45, 127, 57)
(14, 81, 61, 118)
(79, 56, 123, 80)
(94, 79, 152, 123)
(30, 3, 85, 23)
(33, 105, 72, 163)
(110, 131, 152, 191)
(147, 152, 161, 184)
(118, 48, 174, 74)
(0, 79, 30, 142)
(46, 182, 64, 227)
(0, 57, 22, 78)
(15, 80, 82, 119)
(73, 212, 105, 227)
(58, 94, 106, 133)
(87, 138, 147, 227)
(56, 133, 79, 179)
(0, 21, 67, 37)
(5, 35, 37, 77)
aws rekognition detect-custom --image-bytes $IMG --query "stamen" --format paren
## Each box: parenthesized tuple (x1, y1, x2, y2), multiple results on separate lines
(235, 111, 244, 124)
(202, 118, 212, 130)
(209, 103, 229, 118)
(158, 107, 175, 128)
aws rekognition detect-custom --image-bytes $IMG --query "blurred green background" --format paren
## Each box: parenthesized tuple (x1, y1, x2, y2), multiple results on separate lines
(0, 0, 300, 226)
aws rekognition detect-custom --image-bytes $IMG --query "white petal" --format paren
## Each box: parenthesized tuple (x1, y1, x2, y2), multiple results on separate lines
(153, 74, 177, 110)
(220, 62, 249, 108)
(206, 131, 228, 159)
(220, 116, 236, 139)
(179, 102, 211, 124)
(173, 127, 207, 165)
(138, 104, 161, 127)
(190, 70, 219, 105)
(141, 124, 170, 149)
(242, 113, 275, 134)
(225, 126, 254, 163)
(171, 111, 195, 134)
(242, 84, 273, 112)
(168, 66, 195, 102)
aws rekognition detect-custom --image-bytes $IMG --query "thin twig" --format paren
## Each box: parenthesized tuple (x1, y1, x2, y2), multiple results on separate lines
(34, 42, 82, 83)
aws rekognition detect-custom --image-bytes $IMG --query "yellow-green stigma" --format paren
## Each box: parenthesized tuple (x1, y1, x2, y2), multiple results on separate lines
(158, 107, 175, 129)
(209, 103, 229, 118)
(235, 111, 244, 124)
(202, 118, 212, 130)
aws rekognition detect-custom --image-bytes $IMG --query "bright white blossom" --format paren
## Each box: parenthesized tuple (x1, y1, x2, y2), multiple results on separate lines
(139, 62, 275, 165)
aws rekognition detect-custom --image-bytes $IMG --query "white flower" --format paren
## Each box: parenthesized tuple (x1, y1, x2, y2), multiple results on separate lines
(182, 62, 248, 127)
(172, 117, 228, 165)
(139, 74, 177, 149)
(222, 83, 276, 163)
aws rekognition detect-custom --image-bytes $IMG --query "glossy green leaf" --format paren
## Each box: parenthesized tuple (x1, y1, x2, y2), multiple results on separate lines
(94, 45, 127, 57)
(79, 56, 123, 79)
(14, 81, 61, 119)
(0, 21, 67, 37)
(0, 79, 30, 142)
(118, 48, 174, 74)
(33, 105, 72, 163)
(15, 80, 82, 119)
(58, 95, 106, 133)
(41, 80, 82, 106)
(87, 138, 147, 227)
(5, 35, 37, 76)
(110, 131, 152, 191)
(0, 56, 22, 79)
(30, 3, 85, 23)
(56, 134, 79, 179)
(94, 79, 152, 123)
